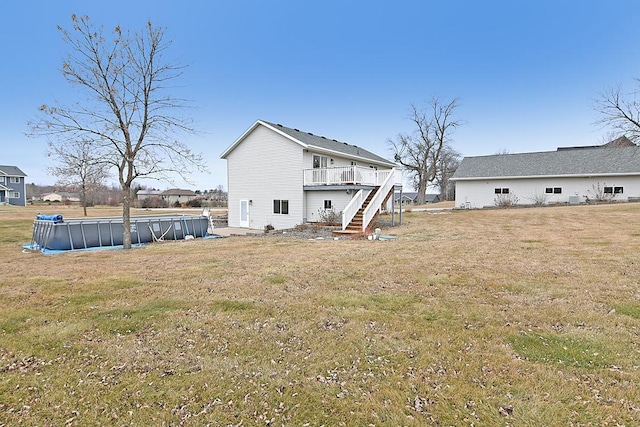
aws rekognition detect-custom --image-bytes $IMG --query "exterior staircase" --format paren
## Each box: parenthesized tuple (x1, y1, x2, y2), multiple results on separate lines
(337, 167, 398, 236)
(336, 186, 394, 236)
(344, 187, 378, 232)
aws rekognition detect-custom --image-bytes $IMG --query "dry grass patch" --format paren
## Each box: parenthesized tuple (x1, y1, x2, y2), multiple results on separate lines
(1, 203, 640, 425)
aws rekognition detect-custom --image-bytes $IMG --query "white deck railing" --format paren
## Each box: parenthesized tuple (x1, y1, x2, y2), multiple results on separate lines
(304, 166, 396, 186)
(341, 189, 366, 230)
(360, 169, 396, 232)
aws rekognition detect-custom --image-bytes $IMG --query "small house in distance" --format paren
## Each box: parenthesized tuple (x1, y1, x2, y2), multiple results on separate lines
(221, 120, 402, 231)
(0, 165, 27, 206)
(41, 191, 80, 203)
(160, 188, 197, 206)
(451, 137, 640, 208)
(393, 192, 441, 206)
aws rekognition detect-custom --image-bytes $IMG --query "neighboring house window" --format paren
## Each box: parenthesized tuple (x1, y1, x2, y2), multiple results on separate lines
(604, 187, 613, 194)
(324, 200, 332, 209)
(350, 161, 357, 166)
(495, 188, 509, 194)
(8, 192, 20, 199)
(545, 188, 552, 194)
(273, 199, 289, 214)
(614, 186, 624, 194)
(0, 177, 4, 183)
(553, 187, 562, 194)
(313, 155, 327, 169)
(10, 177, 20, 183)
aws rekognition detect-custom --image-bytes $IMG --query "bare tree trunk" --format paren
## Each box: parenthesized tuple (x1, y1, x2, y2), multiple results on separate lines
(416, 172, 428, 205)
(81, 183, 88, 216)
(122, 185, 132, 249)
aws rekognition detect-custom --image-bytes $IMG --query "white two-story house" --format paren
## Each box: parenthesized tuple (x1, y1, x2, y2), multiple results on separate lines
(221, 120, 401, 231)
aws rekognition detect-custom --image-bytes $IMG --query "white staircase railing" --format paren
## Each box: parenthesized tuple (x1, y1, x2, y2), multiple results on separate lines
(360, 169, 396, 232)
(341, 189, 365, 230)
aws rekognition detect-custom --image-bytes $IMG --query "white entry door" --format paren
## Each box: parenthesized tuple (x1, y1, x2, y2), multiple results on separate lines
(239, 200, 249, 227)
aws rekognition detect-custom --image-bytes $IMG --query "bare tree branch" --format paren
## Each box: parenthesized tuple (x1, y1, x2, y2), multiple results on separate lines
(594, 84, 640, 143)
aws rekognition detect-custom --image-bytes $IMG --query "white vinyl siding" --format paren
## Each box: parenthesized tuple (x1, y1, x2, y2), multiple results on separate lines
(304, 190, 358, 223)
(226, 125, 304, 229)
(455, 176, 640, 208)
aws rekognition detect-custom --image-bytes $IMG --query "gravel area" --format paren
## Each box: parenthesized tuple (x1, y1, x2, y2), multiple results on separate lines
(261, 225, 346, 240)
(259, 219, 398, 240)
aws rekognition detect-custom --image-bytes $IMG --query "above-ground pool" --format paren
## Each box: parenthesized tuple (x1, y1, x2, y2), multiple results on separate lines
(28, 213, 211, 252)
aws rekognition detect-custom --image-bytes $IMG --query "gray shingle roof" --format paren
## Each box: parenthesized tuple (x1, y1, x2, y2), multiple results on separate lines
(262, 121, 396, 167)
(0, 165, 27, 177)
(452, 146, 640, 180)
(161, 188, 196, 196)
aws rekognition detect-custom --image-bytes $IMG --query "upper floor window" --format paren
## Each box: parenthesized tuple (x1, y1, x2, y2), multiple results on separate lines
(495, 188, 509, 194)
(313, 155, 327, 169)
(10, 177, 20, 183)
(0, 176, 4, 183)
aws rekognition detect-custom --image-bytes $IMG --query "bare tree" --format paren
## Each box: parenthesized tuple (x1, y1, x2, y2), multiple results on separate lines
(594, 83, 640, 142)
(29, 15, 206, 249)
(433, 145, 461, 201)
(47, 138, 110, 216)
(389, 98, 462, 205)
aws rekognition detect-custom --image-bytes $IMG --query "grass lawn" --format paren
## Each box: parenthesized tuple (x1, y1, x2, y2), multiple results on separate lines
(0, 203, 639, 426)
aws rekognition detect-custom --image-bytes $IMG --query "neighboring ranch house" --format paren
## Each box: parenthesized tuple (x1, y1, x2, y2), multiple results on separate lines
(160, 188, 197, 205)
(41, 192, 80, 203)
(136, 189, 162, 201)
(393, 192, 441, 206)
(0, 165, 27, 206)
(451, 141, 640, 208)
(221, 120, 402, 231)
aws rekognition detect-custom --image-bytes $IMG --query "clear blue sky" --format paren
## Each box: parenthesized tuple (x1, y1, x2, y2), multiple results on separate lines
(3, 0, 640, 191)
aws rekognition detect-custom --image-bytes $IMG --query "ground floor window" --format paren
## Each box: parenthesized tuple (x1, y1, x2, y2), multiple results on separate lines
(8, 191, 20, 198)
(603, 187, 623, 194)
(495, 188, 509, 194)
(324, 199, 332, 209)
(273, 199, 289, 214)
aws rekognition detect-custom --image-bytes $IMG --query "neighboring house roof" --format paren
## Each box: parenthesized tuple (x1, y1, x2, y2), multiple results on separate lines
(160, 188, 196, 196)
(394, 192, 418, 201)
(425, 194, 441, 203)
(221, 120, 397, 168)
(452, 146, 640, 180)
(393, 192, 440, 203)
(137, 190, 162, 196)
(0, 165, 27, 177)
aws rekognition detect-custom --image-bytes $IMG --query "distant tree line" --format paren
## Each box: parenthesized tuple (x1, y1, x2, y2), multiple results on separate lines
(26, 183, 227, 209)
